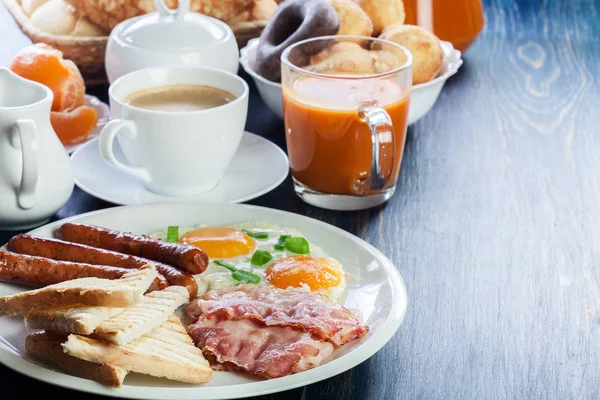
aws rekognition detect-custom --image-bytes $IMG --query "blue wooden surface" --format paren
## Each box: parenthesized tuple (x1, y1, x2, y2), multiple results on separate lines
(1, 0, 599, 398)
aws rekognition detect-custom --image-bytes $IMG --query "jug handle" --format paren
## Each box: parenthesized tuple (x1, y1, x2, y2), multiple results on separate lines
(10, 120, 38, 209)
(154, 0, 189, 20)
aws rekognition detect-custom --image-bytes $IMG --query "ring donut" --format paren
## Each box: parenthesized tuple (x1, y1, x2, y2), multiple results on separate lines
(255, 0, 340, 82)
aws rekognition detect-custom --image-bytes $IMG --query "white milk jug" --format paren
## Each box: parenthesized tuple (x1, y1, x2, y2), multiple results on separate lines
(0, 67, 74, 229)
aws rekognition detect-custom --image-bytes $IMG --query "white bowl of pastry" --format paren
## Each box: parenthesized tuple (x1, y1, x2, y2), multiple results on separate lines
(240, 37, 462, 125)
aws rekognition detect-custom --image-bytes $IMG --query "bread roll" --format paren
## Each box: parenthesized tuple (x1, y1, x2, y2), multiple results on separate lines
(29, 0, 106, 37)
(377, 24, 444, 84)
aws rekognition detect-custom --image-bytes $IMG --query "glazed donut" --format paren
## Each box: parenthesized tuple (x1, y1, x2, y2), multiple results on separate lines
(377, 24, 444, 84)
(327, 0, 373, 37)
(358, 0, 405, 36)
(255, 0, 340, 82)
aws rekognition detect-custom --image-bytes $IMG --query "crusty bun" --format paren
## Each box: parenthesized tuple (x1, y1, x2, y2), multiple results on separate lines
(68, 0, 255, 31)
(251, 0, 278, 21)
(29, 0, 106, 37)
(227, 0, 277, 24)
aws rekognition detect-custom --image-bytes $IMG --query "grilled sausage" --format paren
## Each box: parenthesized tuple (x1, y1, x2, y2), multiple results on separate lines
(55, 223, 208, 275)
(7, 234, 198, 298)
(0, 250, 167, 291)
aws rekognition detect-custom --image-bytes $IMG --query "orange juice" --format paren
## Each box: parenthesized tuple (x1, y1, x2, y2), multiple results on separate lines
(283, 77, 410, 195)
(403, 0, 485, 53)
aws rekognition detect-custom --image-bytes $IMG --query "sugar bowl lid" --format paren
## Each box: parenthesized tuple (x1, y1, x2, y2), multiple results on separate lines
(117, 0, 231, 51)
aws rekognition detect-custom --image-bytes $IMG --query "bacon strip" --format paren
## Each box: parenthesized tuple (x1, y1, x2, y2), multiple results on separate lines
(187, 317, 334, 379)
(185, 284, 368, 346)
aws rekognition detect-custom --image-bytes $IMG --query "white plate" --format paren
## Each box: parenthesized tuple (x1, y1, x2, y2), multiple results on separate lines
(0, 203, 407, 399)
(240, 38, 463, 125)
(70, 132, 289, 205)
(64, 95, 111, 154)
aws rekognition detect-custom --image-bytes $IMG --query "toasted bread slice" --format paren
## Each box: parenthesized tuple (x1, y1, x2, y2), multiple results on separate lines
(0, 264, 157, 317)
(63, 315, 212, 384)
(93, 286, 188, 346)
(26, 331, 128, 387)
(25, 306, 124, 335)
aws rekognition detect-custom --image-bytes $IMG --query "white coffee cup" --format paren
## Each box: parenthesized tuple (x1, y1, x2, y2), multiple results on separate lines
(99, 66, 249, 197)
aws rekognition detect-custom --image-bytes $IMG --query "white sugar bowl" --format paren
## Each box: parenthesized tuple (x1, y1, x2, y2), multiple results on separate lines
(105, 0, 239, 84)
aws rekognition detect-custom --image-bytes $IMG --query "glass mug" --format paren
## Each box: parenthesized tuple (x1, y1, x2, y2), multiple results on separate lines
(281, 36, 412, 211)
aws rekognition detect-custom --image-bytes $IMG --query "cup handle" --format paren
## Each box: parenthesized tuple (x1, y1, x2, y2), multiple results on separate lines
(154, 0, 189, 20)
(10, 120, 38, 209)
(98, 119, 152, 183)
(357, 103, 396, 193)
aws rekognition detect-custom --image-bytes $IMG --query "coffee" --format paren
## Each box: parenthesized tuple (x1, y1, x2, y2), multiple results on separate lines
(124, 84, 236, 112)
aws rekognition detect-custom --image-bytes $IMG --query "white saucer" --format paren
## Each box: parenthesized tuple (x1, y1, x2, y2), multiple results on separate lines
(70, 132, 289, 205)
(64, 95, 111, 154)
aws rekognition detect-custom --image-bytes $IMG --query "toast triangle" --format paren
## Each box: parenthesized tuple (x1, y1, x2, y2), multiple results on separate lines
(26, 331, 127, 387)
(93, 286, 188, 346)
(63, 315, 212, 384)
(25, 306, 124, 335)
(0, 264, 157, 317)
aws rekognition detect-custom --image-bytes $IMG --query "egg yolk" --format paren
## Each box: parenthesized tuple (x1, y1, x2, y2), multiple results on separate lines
(179, 227, 255, 259)
(266, 255, 342, 291)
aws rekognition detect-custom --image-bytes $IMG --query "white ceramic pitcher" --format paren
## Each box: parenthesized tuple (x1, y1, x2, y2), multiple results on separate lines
(0, 67, 73, 230)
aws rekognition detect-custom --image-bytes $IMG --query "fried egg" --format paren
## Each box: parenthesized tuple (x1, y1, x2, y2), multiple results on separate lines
(152, 221, 346, 303)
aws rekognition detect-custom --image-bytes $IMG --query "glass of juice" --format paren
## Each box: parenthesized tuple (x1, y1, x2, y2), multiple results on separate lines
(281, 36, 412, 211)
(403, 0, 485, 53)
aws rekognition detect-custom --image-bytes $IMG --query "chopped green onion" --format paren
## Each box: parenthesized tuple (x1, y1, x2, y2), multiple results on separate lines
(242, 229, 269, 240)
(232, 270, 261, 284)
(274, 235, 290, 250)
(214, 260, 235, 270)
(214, 260, 261, 284)
(285, 237, 310, 254)
(251, 250, 273, 267)
(166, 226, 179, 243)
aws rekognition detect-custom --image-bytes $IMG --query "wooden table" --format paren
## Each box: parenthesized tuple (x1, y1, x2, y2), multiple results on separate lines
(1, 0, 599, 398)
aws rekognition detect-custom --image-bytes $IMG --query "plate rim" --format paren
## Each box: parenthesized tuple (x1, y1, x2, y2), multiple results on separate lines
(0, 203, 408, 399)
(69, 132, 290, 206)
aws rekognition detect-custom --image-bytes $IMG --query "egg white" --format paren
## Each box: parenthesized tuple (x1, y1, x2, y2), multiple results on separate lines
(151, 221, 347, 303)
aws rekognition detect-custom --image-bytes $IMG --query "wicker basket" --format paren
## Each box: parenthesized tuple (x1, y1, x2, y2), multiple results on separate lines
(3, 0, 267, 85)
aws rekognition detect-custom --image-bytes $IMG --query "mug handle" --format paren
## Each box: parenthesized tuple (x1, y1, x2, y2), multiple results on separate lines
(10, 120, 38, 209)
(154, 0, 189, 20)
(98, 119, 152, 183)
(357, 103, 396, 193)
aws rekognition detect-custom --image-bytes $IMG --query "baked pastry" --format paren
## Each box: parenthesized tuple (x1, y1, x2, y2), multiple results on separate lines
(255, 0, 339, 81)
(227, 0, 278, 24)
(29, 0, 106, 36)
(67, 0, 255, 32)
(308, 41, 405, 75)
(358, 0, 405, 36)
(308, 42, 375, 74)
(309, 41, 363, 64)
(250, 0, 278, 20)
(327, 0, 372, 37)
(21, 0, 48, 16)
(377, 24, 443, 84)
